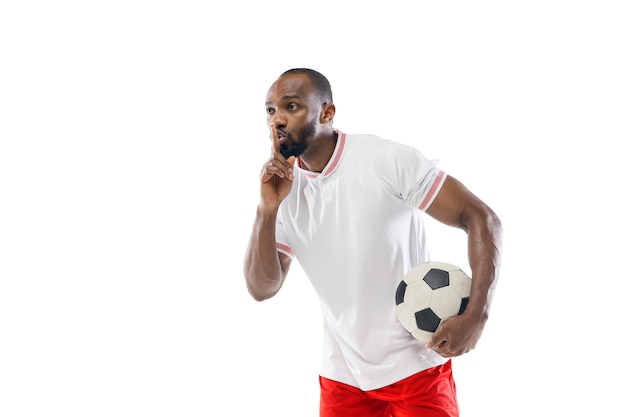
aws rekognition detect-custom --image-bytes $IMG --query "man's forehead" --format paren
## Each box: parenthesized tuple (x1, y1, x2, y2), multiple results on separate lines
(266, 73, 312, 102)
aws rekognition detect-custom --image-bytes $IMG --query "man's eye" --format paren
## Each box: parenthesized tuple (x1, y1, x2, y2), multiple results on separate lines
(288, 103, 298, 111)
(266, 108, 275, 115)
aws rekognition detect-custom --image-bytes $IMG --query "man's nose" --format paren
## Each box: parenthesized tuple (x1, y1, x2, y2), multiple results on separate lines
(270, 110, 286, 127)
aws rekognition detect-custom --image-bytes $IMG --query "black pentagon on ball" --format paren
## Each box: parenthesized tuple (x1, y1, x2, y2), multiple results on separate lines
(395, 280, 407, 305)
(423, 268, 449, 290)
(415, 308, 441, 332)
(459, 297, 470, 315)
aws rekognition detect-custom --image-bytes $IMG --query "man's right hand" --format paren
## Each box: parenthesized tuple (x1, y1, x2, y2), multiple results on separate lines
(259, 124, 295, 210)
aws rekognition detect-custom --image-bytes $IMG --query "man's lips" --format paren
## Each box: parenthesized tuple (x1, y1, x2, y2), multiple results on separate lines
(277, 130, 288, 145)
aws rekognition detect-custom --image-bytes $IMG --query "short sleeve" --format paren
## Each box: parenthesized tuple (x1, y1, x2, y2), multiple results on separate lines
(275, 209, 295, 259)
(386, 142, 448, 211)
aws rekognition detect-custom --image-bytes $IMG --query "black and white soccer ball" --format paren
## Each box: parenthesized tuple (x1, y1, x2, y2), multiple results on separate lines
(395, 261, 471, 344)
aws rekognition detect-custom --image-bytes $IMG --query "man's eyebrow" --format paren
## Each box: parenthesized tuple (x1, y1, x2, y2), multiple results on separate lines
(265, 94, 303, 106)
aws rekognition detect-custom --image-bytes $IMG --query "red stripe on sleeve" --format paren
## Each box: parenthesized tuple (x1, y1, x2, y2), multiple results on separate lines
(276, 242, 294, 258)
(418, 170, 446, 211)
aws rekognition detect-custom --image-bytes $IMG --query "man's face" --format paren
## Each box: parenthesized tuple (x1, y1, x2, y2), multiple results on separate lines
(265, 73, 321, 159)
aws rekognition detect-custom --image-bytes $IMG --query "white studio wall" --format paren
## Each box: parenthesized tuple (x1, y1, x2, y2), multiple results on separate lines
(1, 1, 624, 416)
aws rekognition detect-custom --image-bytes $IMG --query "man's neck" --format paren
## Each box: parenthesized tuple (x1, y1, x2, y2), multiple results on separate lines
(299, 130, 338, 173)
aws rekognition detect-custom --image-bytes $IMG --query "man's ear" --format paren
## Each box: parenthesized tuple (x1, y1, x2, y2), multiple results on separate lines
(320, 103, 336, 124)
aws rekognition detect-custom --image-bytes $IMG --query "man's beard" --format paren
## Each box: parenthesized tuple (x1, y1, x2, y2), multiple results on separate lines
(279, 121, 316, 159)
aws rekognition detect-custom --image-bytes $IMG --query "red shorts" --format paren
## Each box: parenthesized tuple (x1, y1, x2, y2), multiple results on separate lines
(319, 360, 459, 417)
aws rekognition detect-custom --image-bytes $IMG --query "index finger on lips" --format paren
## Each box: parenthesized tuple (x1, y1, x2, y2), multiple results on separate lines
(268, 124, 293, 178)
(270, 123, 280, 154)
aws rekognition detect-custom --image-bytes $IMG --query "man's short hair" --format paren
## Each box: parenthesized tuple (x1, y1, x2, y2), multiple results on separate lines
(281, 68, 333, 104)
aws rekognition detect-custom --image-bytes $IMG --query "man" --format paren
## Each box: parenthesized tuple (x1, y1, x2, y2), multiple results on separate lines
(244, 68, 502, 417)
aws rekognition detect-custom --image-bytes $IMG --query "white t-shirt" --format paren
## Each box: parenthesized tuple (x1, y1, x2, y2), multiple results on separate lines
(275, 130, 448, 391)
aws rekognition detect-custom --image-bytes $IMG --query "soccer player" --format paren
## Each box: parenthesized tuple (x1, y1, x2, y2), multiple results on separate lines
(243, 68, 503, 417)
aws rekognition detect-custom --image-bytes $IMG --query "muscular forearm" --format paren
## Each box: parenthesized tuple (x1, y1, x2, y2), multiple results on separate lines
(244, 205, 287, 301)
(464, 206, 503, 320)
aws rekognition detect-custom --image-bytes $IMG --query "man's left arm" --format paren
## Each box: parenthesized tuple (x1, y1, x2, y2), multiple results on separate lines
(424, 174, 503, 357)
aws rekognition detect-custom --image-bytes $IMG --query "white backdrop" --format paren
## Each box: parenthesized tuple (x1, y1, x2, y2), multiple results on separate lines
(1, 1, 624, 416)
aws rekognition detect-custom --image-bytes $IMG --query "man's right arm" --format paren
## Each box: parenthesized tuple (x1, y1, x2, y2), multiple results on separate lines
(244, 123, 295, 301)
(244, 206, 292, 301)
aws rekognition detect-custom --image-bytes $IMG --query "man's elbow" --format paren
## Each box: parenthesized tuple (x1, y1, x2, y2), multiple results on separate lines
(247, 287, 278, 302)
(245, 276, 280, 302)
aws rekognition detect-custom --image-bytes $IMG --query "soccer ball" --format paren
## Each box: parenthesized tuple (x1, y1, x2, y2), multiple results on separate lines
(395, 261, 471, 344)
